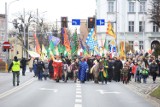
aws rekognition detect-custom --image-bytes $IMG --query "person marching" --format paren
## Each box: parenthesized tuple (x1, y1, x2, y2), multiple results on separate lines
(20, 57, 31, 76)
(121, 62, 129, 84)
(8, 56, 21, 86)
(63, 61, 69, 82)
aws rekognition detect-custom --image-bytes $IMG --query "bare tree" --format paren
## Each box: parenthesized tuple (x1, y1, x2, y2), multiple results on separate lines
(149, 0, 160, 27)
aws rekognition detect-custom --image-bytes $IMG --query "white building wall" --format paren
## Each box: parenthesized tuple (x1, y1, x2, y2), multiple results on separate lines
(96, 0, 160, 53)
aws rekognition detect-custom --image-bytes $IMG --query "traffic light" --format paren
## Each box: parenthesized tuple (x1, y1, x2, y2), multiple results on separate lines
(88, 17, 95, 28)
(61, 17, 68, 28)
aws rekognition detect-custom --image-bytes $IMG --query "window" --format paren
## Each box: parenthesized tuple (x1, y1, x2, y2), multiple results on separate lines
(139, 21, 145, 32)
(129, 2, 135, 12)
(153, 23, 159, 32)
(139, 2, 145, 12)
(108, 2, 114, 13)
(129, 21, 134, 32)
(139, 41, 143, 50)
(129, 41, 134, 49)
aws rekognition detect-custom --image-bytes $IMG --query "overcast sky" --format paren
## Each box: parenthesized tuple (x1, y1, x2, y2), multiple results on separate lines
(0, 0, 96, 22)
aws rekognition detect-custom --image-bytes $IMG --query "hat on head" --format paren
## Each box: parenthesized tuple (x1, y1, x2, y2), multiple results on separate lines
(14, 56, 18, 60)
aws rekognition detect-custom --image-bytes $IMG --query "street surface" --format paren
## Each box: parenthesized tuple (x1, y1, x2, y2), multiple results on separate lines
(0, 70, 156, 107)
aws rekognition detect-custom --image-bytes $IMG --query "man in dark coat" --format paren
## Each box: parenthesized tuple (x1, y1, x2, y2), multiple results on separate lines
(108, 58, 114, 82)
(113, 57, 123, 82)
(20, 57, 31, 76)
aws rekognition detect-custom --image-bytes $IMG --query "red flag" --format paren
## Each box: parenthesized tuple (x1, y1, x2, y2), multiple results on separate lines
(63, 28, 71, 52)
(33, 34, 41, 54)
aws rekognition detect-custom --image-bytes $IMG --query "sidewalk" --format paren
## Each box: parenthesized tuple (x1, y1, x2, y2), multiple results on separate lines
(125, 76, 160, 107)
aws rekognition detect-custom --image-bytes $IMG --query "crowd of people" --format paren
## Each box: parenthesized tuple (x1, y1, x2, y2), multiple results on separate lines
(8, 52, 160, 86)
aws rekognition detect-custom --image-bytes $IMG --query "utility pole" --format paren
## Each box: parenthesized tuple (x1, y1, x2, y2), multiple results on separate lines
(115, 0, 118, 54)
(23, 8, 26, 58)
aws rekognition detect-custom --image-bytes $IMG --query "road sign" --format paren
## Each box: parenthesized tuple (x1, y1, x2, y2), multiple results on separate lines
(3, 41, 11, 49)
(96, 19, 105, 26)
(72, 19, 80, 25)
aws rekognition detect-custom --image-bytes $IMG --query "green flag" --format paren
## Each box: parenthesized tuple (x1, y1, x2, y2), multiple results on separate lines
(48, 41, 56, 55)
(71, 30, 78, 55)
(104, 39, 108, 51)
(58, 44, 66, 55)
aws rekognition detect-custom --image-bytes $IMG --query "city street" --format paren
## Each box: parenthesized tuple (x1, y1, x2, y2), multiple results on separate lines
(0, 71, 155, 107)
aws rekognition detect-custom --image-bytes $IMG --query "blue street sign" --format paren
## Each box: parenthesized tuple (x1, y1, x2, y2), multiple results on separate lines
(96, 19, 105, 26)
(72, 19, 80, 25)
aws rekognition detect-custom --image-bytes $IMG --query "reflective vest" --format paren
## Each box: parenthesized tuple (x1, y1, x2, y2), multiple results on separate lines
(12, 61, 20, 72)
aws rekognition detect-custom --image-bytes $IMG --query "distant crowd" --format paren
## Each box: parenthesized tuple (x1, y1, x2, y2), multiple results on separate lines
(8, 52, 160, 86)
(27, 52, 160, 85)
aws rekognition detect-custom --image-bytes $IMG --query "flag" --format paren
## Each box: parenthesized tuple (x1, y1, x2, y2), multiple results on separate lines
(71, 29, 78, 55)
(63, 28, 71, 52)
(48, 41, 56, 55)
(120, 41, 126, 58)
(106, 21, 116, 39)
(58, 44, 66, 54)
(33, 34, 41, 54)
(86, 28, 96, 51)
(104, 39, 108, 51)
(28, 50, 40, 58)
(41, 44, 48, 60)
(80, 39, 85, 50)
(48, 35, 60, 46)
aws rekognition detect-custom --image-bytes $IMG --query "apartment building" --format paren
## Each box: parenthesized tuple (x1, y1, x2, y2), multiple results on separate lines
(96, 0, 160, 52)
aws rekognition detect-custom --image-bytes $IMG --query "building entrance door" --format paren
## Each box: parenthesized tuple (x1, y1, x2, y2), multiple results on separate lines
(151, 40, 160, 50)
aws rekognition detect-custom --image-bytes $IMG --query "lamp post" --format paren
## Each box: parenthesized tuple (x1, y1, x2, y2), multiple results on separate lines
(5, 0, 19, 63)
(5, 0, 19, 42)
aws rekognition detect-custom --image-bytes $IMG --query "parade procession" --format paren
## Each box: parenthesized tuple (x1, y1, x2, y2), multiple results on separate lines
(0, 0, 160, 107)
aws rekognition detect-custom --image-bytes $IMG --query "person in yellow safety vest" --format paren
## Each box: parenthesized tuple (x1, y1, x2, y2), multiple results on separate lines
(8, 56, 21, 86)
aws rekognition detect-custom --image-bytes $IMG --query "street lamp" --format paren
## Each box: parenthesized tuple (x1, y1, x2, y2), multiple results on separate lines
(5, 0, 19, 63)
(5, 0, 19, 41)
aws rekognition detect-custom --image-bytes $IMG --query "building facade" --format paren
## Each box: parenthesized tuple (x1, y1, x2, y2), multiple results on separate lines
(96, 0, 160, 53)
(0, 14, 5, 43)
(0, 14, 6, 61)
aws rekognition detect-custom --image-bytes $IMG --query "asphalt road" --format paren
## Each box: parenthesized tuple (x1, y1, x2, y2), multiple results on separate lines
(0, 77, 155, 107)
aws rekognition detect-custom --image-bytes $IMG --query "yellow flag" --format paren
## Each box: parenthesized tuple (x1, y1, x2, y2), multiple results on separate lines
(106, 21, 116, 39)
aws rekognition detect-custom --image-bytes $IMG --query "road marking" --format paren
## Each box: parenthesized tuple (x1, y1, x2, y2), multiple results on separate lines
(76, 91, 82, 94)
(76, 95, 82, 98)
(96, 90, 120, 94)
(39, 88, 58, 92)
(75, 99, 82, 103)
(74, 104, 82, 107)
(76, 88, 81, 91)
(75, 82, 82, 107)
(0, 78, 36, 99)
(76, 85, 81, 88)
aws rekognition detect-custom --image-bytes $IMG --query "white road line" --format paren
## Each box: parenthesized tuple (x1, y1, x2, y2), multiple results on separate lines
(0, 78, 36, 99)
(75, 99, 82, 103)
(76, 95, 82, 98)
(76, 91, 82, 94)
(76, 88, 81, 91)
(74, 104, 82, 107)
(76, 85, 81, 88)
